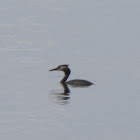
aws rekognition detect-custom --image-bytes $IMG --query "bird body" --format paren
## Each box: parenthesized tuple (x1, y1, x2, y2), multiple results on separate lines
(49, 65, 93, 87)
(66, 79, 93, 86)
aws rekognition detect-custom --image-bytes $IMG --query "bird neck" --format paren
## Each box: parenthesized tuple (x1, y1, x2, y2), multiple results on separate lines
(60, 69, 71, 83)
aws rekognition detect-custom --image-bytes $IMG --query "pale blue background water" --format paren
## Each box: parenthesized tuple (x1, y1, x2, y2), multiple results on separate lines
(0, 0, 140, 140)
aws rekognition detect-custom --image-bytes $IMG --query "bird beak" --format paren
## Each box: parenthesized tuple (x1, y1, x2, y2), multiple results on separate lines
(49, 67, 58, 71)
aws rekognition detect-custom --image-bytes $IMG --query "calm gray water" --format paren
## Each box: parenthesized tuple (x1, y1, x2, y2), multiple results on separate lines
(0, 0, 140, 140)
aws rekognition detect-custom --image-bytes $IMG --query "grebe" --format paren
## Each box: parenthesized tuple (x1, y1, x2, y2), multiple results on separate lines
(49, 65, 93, 86)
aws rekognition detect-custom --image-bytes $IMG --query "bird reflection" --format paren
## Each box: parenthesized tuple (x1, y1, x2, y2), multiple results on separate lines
(49, 83, 70, 105)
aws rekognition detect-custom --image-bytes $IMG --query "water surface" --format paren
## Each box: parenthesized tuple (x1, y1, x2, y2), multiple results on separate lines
(0, 0, 140, 140)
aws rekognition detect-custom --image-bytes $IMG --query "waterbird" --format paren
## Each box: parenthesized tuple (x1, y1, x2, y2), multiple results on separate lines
(49, 65, 93, 87)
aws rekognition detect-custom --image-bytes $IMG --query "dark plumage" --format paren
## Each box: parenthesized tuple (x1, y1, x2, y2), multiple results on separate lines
(49, 65, 93, 87)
